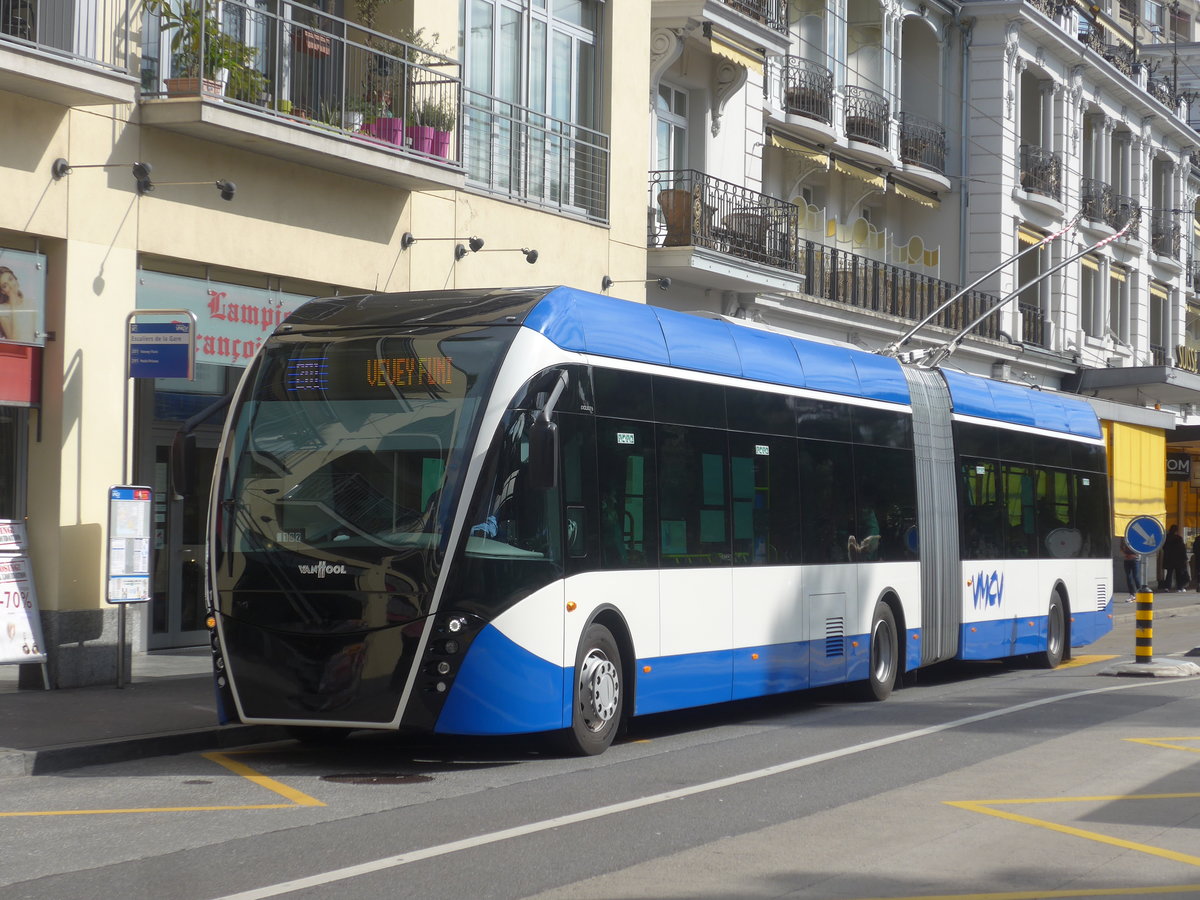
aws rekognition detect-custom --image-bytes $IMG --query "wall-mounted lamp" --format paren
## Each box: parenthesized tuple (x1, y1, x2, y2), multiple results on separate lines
(400, 232, 485, 260)
(482, 247, 538, 264)
(52, 158, 235, 200)
(601, 276, 671, 291)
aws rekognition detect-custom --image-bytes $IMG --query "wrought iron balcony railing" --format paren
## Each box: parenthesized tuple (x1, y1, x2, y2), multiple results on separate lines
(648, 169, 1002, 342)
(719, 0, 789, 33)
(1150, 343, 1167, 365)
(1151, 212, 1181, 258)
(844, 85, 889, 148)
(898, 112, 946, 173)
(464, 89, 609, 223)
(1081, 177, 1113, 224)
(142, 0, 463, 163)
(772, 56, 834, 125)
(1019, 300, 1046, 347)
(651, 169, 798, 267)
(1019, 144, 1062, 201)
(1, 0, 133, 72)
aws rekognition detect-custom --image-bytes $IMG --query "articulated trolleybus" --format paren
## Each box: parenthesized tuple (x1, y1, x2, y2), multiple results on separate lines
(205, 286, 1112, 754)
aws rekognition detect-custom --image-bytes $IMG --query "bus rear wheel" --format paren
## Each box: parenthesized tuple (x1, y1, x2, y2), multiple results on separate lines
(1037, 593, 1065, 669)
(560, 623, 624, 756)
(858, 602, 898, 701)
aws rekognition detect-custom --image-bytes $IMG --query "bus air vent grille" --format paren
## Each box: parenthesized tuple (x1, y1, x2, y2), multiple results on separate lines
(825, 617, 845, 658)
(1096, 580, 1108, 611)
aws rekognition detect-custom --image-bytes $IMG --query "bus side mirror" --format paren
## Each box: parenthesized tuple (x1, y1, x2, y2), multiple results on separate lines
(529, 418, 559, 491)
(171, 431, 197, 498)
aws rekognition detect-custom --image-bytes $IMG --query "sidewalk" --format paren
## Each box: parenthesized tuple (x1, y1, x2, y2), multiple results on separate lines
(1, 592, 1197, 777)
(0, 648, 287, 776)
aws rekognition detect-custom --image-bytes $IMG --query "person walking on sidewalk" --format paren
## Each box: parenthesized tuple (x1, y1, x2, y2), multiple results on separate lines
(1121, 539, 1139, 598)
(1161, 524, 1189, 592)
(1191, 532, 1200, 591)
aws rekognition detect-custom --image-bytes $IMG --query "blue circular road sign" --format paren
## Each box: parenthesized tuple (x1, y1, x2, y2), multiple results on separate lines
(1124, 516, 1165, 555)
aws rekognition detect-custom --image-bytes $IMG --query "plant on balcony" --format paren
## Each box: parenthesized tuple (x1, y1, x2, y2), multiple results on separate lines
(146, 0, 266, 99)
(411, 97, 456, 156)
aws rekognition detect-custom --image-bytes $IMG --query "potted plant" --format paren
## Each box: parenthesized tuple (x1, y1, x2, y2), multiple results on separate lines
(417, 98, 456, 157)
(146, 0, 265, 98)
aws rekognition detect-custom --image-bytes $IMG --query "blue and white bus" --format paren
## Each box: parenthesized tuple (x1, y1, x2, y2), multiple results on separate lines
(201, 286, 1113, 754)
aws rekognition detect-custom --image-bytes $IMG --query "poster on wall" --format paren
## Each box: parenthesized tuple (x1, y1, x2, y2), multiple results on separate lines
(0, 247, 47, 347)
(0, 555, 47, 665)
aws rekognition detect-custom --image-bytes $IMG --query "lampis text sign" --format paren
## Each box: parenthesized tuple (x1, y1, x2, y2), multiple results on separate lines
(107, 486, 153, 603)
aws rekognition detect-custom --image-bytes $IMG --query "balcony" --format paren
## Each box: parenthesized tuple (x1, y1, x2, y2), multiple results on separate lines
(464, 90, 609, 224)
(1151, 212, 1181, 259)
(139, 0, 466, 192)
(1019, 300, 1046, 347)
(719, 0, 789, 32)
(648, 169, 1002, 342)
(1018, 144, 1062, 202)
(0, 0, 138, 105)
(844, 85, 889, 150)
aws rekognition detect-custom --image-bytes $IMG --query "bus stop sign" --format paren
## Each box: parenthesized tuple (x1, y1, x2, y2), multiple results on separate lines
(1124, 516, 1165, 555)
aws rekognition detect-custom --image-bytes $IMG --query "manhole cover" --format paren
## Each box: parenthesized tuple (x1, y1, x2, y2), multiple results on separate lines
(320, 773, 433, 785)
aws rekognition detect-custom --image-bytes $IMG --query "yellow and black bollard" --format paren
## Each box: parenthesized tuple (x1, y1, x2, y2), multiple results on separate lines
(1135, 588, 1154, 663)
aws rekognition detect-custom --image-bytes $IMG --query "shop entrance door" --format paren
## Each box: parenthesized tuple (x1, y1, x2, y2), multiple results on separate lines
(148, 434, 217, 649)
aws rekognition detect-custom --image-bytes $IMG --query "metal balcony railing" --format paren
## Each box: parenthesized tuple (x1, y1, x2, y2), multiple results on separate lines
(719, 0, 789, 33)
(651, 169, 798, 268)
(898, 112, 946, 173)
(1, 0, 133, 72)
(1112, 195, 1140, 232)
(649, 169, 1002, 342)
(1150, 343, 1167, 365)
(844, 85, 889, 148)
(1081, 177, 1113, 224)
(771, 56, 834, 124)
(1019, 144, 1062, 200)
(464, 89, 609, 223)
(1019, 300, 1046, 346)
(1151, 212, 1181, 258)
(1027, 0, 1070, 18)
(141, 0, 463, 162)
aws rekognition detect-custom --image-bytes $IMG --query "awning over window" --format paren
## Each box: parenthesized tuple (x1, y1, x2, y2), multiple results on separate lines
(891, 180, 940, 208)
(1017, 225, 1045, 245)
(708, 33, 764, 74)
(833, 158, 885, 189)
(769, 132, 829, 166)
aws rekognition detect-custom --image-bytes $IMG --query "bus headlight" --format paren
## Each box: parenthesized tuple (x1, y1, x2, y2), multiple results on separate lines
(447, 616, 467, 633)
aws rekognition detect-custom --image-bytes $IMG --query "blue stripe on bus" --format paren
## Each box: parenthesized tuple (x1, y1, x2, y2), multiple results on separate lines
(956, 599, 1112, 660)
(523, 286, 912, 405)
(435, 624, 567, 735)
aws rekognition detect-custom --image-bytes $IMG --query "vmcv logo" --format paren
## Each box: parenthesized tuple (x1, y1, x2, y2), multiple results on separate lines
(298, 561, 347, 578)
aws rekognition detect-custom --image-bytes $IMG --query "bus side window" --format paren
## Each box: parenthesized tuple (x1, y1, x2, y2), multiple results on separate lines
(960, 457, 1003, 559)
(559, 414, 597, 571)
(596, 419, 657, 569)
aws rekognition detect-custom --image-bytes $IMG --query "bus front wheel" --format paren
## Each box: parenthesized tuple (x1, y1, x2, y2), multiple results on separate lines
(561, 623, 624, 756)
(858, 602, 898, 701)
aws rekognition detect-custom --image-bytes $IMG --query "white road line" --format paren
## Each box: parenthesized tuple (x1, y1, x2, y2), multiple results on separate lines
(211, 678, 1186, 900)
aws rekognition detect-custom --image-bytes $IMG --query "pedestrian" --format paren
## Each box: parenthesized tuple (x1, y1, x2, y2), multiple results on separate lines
(1192, 532, 1200, 591)
(1160, 524, 1189, 592)
(1121, 539, 1139, 599)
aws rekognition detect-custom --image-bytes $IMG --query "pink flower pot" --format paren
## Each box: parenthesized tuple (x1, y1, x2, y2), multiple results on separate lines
(432, 129, 452, 158)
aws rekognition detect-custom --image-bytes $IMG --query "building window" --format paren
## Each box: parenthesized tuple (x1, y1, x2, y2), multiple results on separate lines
(1109, 265, 1129, 344)
(1081, 255, 1102, 338)
(1150, 281, 1170, 364)
(0, 407, 24, 519)
(463, 0, 606, 218)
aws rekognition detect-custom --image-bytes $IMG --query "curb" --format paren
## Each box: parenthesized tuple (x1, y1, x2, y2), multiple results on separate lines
(1098, 657, 1200, 679)
(0, 724, 290, 777)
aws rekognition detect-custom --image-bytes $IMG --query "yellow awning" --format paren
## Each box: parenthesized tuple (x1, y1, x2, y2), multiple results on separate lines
(1017, 225, 1045, 246)
(709, 35, 764, 74)
(1073, 1, 1136, 48)
(1150, 282, 1169, 299)
(892, 180, 940, 209)
(769, 133, 829, 166)
(1110, 266, 1127, 282)
(1081, 255, 1100, 271)
(833, 159, 885, 189)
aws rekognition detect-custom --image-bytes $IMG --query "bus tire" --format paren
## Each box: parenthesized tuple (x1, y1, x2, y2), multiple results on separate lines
(1038, 593, 1065, 669)
(859, 601, 898, 701)
(561, 623, 624, 756)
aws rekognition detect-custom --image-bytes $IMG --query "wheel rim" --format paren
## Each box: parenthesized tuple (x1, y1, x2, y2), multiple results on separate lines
(1048, 602, 1064, 657)
(871, 617, 896, 684)
(578, 649, 619, 733)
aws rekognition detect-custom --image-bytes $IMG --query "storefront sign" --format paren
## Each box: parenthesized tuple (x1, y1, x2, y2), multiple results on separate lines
(1177, 344, 1200, 374)
(1167, 453, 1191, 482)
(0, 555, 47, 665)
(0, 247, 47, 348)
(137, 271, 312, 368)
(0, 519, 27, 553)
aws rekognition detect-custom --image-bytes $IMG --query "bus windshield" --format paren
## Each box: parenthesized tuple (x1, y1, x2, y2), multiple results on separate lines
(220, 325, 512, 580)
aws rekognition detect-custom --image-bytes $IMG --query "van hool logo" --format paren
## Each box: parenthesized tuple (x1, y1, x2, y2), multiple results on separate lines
(298, 560, 347, 578)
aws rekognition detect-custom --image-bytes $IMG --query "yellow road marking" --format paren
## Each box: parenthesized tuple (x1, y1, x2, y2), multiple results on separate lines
(945, 798, 1200, 868)
(1126, 736, 1200, 755)
(0, 750, 324, 818)
(1058, 654, 1117, 669)
(203, 751, 325, 807)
